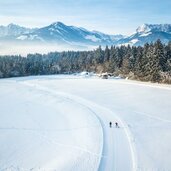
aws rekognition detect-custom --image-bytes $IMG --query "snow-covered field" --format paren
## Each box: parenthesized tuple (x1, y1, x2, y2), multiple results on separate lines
(0, 74, 171, 171)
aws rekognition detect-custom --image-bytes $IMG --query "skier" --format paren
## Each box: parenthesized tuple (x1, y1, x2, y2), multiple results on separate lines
(115, 122, 119, 128)
(109, 121, 112, 128)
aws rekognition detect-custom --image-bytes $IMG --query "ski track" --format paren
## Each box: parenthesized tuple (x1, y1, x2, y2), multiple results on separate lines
(21, 81, 137, 171)
(2, 76, 171, 171)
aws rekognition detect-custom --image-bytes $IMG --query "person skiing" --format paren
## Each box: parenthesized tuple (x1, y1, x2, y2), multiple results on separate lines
(109, 121, 112, 128)
(115, 122, 119, 128)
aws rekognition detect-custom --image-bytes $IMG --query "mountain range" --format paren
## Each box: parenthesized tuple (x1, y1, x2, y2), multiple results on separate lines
(0, 22, 116, 46)
(117, 24, 171, 46)
(0, 22, 171, 54)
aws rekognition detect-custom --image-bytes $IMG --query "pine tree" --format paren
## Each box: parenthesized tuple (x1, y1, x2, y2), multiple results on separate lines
(148, 42, 161, 82)
(104, 45, 110, 62)
(154, 39, 166, 71)
(94, 46, 104, 64)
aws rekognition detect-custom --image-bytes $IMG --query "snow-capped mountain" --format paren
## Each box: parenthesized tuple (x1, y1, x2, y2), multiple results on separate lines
(16, 22, 114, 45)
(0, 23, 36, 38)
(117, 24, 171, 46)
(136, 24, 171, 33)
(0, 22, 171, 51)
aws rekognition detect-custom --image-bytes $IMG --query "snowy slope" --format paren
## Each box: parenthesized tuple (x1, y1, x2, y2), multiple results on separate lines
(0, 78, 103, 171)
(0, 75, 171, 171)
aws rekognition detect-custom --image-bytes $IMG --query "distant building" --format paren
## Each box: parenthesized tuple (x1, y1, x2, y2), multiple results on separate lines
(100, 73, 109, 79)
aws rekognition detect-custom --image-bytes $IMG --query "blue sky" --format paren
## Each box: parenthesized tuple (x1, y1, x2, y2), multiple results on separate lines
(0, 0, 171, 35)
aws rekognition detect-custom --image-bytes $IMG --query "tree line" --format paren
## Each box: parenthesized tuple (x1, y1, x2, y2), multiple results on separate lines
(0, 39, 171, 83)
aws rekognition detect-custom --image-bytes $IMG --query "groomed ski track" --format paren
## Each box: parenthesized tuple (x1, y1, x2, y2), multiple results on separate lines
(22, 80, 137, 171)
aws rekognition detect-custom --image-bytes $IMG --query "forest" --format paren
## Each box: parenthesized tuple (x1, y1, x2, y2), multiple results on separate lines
(0, 40, 171, 83)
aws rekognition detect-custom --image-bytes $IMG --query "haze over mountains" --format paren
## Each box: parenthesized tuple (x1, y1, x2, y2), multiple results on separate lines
(0, 22, 171, 55)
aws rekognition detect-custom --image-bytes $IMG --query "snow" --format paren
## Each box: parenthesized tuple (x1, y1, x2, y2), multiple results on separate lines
(136, 24, 151, 33)
(0, 77, 103, 171)
(85, 35, 100, 42)
(77, 72, 95, 77)
(16, 34, 44, 41)
(29, 35, 39, 40)
(49, 28, 55, 31)
(130, 39, 139, 44)
(136, 24, 171, 33)
(48, 27, 63, 35)
(0, 75, 171, 171)
(17, 35, 28, 40)
(139, 32, 152, 37)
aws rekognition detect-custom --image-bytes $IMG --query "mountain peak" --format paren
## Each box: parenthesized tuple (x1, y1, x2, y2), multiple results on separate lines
(136, 23, 171, 33)
(51, 21, 66, 27)
(8, 23, 16, 26)
(136, 24, 150, 33)
(7, 23, 21, 28)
